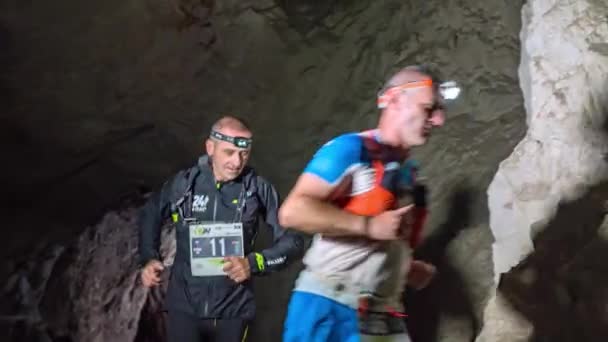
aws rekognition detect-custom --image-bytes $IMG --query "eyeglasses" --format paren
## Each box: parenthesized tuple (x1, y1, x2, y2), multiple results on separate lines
(377, 79, 461, 109)
(210, 130, 252, 149)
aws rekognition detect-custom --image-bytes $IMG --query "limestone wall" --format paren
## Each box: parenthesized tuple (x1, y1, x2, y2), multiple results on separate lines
(478, 0, 608, 340)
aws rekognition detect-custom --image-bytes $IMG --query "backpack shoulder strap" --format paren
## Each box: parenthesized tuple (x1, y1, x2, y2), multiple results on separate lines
(170, 165, 202, 220)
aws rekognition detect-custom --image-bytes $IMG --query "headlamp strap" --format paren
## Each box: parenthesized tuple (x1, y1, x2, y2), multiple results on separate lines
(210, 130, 252, 148)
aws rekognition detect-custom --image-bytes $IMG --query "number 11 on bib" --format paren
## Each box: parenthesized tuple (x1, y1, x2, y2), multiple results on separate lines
(189, 222, 245, 277)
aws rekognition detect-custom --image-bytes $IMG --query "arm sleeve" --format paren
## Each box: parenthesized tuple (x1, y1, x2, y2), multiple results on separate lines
(137, 172, 183, 267)
(302, 133, 363, 185)
(246, 177, 306, 275)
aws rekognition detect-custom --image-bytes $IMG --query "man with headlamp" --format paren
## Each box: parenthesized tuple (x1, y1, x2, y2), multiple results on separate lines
(138, 115, 305, 342)
(280, 65, 461, 341)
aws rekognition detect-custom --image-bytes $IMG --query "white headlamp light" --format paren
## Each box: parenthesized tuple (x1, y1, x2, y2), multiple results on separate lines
(438, 81, 461, 101)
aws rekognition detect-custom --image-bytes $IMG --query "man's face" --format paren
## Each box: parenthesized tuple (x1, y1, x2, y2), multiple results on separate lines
(206, 127, 252, 181)
(390, 85, 445, 147)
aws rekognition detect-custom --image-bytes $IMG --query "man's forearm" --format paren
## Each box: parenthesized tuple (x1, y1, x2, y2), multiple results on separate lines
(137, 191, 165, 267)
(138, 221, 162, 266)
(279, 195, 367, 237)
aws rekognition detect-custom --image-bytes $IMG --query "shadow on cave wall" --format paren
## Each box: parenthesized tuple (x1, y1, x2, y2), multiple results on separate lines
(0, 21, 13, 109)
(499, 180, 608, 342)
(404, 182, 479, 342)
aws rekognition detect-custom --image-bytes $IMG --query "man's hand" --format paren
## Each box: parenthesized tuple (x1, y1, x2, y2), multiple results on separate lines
(223, 256, 251, 283)
(407, 260, 436, 290)
(140, 259, 164, 288)
(366, 205, 414, 240)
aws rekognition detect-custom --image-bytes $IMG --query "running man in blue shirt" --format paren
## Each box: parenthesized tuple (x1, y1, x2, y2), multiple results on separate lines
(279, 65, 458, 341)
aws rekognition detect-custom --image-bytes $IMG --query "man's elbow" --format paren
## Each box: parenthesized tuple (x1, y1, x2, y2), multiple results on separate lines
(278, 200, 297, 229)
(280, 193, 313, 229)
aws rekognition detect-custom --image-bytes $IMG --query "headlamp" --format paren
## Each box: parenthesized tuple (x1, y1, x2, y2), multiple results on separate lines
(438, 81, 461, 101)
(210, 130, 252, 149)
(377, 78, 462, 109)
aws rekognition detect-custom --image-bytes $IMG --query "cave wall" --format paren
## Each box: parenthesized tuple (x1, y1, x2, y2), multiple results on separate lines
(1, 0, 527, 341)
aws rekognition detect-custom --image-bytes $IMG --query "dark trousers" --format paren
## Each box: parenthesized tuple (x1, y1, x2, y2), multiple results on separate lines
(166, 310, 249, 342)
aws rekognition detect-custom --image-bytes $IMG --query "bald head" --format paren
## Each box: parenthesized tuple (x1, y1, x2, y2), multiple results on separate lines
(211, 115, 251, 134)
(379, 65, 436, 95)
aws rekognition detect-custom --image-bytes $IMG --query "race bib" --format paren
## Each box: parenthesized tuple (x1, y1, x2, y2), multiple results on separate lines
(189, 222, 244, 277)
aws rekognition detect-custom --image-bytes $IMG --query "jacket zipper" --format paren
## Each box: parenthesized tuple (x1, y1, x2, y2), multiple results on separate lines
(205, 182, 219, 317)
(213, 187, 218, 221)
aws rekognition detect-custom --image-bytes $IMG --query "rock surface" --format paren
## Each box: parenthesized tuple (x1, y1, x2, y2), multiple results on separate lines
(1, 195, 177, 342)
(0, 243, 64, 342)
(478, 0, 608, 340)
(1, 0, 527, 341)
(39, 195, 177, 342)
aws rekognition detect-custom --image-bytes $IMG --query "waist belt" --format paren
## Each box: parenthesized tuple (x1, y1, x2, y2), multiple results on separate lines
(358, 296, 408, 318)
(358, 310, 409, 336)
(357, 296, 408, 318)
(294, 269, 361, 309)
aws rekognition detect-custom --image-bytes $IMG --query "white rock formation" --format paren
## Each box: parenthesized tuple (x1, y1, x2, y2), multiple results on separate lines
(478, 0, 608, 340)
